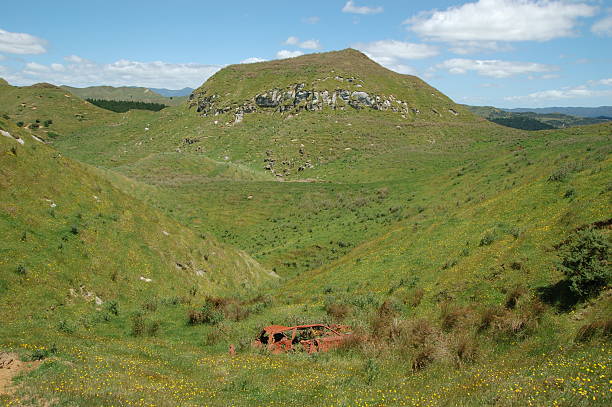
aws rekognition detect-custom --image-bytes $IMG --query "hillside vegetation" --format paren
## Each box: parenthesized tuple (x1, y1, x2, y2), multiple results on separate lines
(0, 50, 610, 406)
(86, 98, 167, 113)
(61, 85, 187, 106)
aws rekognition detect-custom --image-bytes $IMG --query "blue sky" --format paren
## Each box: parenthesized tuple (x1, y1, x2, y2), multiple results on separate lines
(1, 0, 611, 107)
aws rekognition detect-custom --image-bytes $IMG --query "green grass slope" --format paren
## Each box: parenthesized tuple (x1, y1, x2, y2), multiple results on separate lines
(3, 121, 609, 407)
(0, 115, 274, 329)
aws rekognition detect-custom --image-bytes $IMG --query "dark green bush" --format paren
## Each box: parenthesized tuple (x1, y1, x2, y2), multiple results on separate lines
(479, 231, 496, 246)
(131, 314, 146, 336)
(187, 302, 224, 325)
(558, 228, 610, 299)
(29, 344, 57, 361)
(105, 300, 119, 316)
(57, 319, 75, 334)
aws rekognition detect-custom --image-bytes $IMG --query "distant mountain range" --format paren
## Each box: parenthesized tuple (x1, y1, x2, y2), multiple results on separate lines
(466, 105, 612, 131)
(502, 106, 612, 118)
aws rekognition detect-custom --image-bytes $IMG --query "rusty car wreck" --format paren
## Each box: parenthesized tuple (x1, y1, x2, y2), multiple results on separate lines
(253, 324, 352, 354)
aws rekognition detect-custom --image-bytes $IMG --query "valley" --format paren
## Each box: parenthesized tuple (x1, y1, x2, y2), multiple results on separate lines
(0, 49, 610, 406)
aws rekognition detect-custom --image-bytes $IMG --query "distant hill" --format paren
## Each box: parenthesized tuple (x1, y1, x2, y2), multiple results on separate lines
(61, 85, 187, 106)
(504, 106, 612, 118)
(466, 104, 612, 130)
(150, 87, 194, 97)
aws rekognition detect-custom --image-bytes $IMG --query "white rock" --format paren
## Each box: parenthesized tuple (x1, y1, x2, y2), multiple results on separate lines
(140, 276, 152, 283)
(162, 230, 170, 236)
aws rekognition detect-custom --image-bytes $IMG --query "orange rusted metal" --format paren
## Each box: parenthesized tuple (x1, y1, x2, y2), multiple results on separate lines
(253, 323, 352, 354)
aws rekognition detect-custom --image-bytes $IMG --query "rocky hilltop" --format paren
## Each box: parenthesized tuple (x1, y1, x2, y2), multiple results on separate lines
(189, 49, 469, 124)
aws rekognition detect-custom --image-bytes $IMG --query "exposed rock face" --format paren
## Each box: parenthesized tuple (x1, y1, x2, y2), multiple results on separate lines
(189, 79, 455, 123)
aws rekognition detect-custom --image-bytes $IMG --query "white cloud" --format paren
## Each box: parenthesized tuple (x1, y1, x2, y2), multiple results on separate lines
(448, 41, 512, 55)
(506, 87, 612, 102)
(505, 79, 612, 102)
(592, 15, 612, 36)
(3, 56, 222, 88)
(276, 50, 304, 59)
(285, 36, 299, 46)
(435, 58, 558, 78)
(64, 55, 86, 63)
(283, 37, 321, 50)
(353, 40, 438, 75)
(24, 62, 50, 72)
(50, 63, 65, 72)
(342, 1, 383, 15)
(302, 16, 320, 24)
(588, 78, 612, 86)
(241, 57, 267, 64)
(0, 28, 47, 54)
(300, 39, 321, 50)
(407, 0, 596, 42)
(354, 40, 438, 60)
(0, 54, 6, 61)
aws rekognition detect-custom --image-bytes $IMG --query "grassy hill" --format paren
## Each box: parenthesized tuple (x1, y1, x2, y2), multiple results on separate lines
(61, 85, 187, 106)
(1, 50, 610, 406)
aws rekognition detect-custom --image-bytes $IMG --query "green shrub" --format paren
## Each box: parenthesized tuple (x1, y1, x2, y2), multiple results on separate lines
(131, 314, 146, 336)
(29, 344, 56, 361)
(57, 319, 75, 334)
(187, 302, 224, 325)
(575, 319, 612, 342)
(105, 300, 119, 316)
(15, 264, 27, 275)
(146, 320, 161, 336)
(479, 231, 496, 246)
(558, 228, 610, 299)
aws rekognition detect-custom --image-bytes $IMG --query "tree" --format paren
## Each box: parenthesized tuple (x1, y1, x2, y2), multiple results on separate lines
(558, 228, 610, 299)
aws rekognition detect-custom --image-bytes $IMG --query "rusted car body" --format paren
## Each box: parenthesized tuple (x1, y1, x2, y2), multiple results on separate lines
(253, 324, 352, 354)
